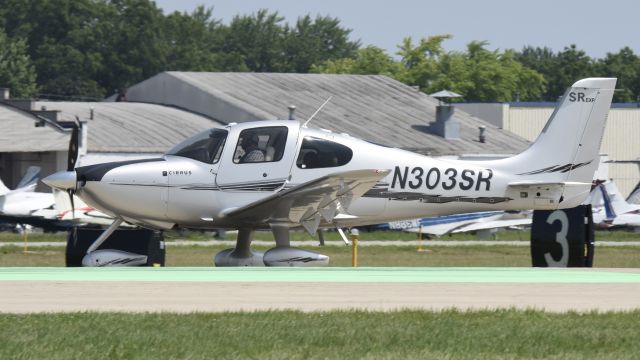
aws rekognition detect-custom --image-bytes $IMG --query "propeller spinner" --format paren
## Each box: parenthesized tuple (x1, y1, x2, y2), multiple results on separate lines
(43, 124, 80, 215)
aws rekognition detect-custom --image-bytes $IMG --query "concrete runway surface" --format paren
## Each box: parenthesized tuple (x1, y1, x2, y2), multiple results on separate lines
(1, 267, 639, 313)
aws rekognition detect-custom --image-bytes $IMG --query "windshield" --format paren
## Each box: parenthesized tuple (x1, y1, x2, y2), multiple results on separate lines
(166, 128, 228, 164)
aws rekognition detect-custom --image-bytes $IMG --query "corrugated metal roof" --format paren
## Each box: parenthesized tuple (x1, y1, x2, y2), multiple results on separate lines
(0, 105, 68, 152)
(33, 102, 223, 153)
(123, 72, 530, 156)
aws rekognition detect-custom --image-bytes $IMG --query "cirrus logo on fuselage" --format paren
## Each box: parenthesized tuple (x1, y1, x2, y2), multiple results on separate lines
(162, 170, 192, 176)
(390, 166, 492, 191)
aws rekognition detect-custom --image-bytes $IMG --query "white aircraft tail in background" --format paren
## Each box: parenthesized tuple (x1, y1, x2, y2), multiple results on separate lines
(0, 166, 41, 195)
(592, 180, 640, 228)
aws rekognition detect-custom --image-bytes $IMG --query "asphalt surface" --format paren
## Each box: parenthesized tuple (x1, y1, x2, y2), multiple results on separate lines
(1, 267, 639, 313)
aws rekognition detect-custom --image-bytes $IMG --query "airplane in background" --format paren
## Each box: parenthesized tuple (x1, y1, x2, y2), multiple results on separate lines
(591, 180, 640, 229)
(0, 188, 115, 232)
(0, 166, 114, 231)
(44, 78, 616, 267)
(0, 166, 40, 196)
(0, 166, 54, 219)
(368, 211, 531, 237)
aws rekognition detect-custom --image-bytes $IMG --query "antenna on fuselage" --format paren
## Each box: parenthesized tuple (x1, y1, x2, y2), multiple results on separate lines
(302, 96, 333, 128)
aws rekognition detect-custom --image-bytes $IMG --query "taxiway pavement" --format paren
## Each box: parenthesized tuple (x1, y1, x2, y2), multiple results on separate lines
(0, 267, 639, 313)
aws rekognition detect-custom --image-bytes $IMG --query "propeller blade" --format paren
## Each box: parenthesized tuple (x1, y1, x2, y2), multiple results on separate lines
(67, 125, 79, 171)
(67, 189, 75, 220)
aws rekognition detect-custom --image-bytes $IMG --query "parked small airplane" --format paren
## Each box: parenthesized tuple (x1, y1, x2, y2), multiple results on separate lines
(370, 210, 531, 237)
(591, 180, 640, 229)
(0, 167, 113, 231)
(44, 78, 616, 266)
(0, 166, 40, 196)
(0, 167, 52, 218)
(0, 188, 115, 232)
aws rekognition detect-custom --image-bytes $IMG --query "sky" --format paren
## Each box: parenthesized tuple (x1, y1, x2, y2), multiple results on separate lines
(154, 0, 638, 59)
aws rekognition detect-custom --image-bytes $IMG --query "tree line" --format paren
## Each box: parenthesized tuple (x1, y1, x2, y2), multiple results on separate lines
(0, 0, 638, 102)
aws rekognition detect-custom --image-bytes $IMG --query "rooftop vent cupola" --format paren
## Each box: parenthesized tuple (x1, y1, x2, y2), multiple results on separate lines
(430, 90, 463, 140)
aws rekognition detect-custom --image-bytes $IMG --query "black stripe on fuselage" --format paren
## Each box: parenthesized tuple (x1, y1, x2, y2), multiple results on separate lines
(516, 160, 592, 175)
(76, 158, 166, 182)
(364, 190, 512, 204)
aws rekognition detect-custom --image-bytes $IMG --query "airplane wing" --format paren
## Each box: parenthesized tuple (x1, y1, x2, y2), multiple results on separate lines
(221, 169, 390, 233)
(448, 218, 531, 233)
(404, 218, 532, 236)
(403, 221, 479, 236)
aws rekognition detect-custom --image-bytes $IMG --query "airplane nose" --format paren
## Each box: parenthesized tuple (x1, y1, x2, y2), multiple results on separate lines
(43, 171, 77, 190)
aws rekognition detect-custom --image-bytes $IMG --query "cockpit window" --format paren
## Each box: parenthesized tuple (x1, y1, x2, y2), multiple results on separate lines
(296, 137, 353, 169)
(166, 128, 228, 164)
(233, 126, 288, 164)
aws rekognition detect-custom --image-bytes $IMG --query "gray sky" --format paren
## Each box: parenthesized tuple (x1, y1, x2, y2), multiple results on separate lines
(155, 0, 638, 59)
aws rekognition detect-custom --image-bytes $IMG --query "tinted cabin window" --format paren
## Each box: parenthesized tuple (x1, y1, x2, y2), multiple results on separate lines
(233, 126, 288, 164)
(166, 128, 227, 164)
(297, 137, 353, 169)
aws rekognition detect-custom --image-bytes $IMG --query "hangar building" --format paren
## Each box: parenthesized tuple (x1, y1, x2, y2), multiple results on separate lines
(111, 72, 530, 156)
(457, 102, 640, 196)
(2, 73, 529, 191)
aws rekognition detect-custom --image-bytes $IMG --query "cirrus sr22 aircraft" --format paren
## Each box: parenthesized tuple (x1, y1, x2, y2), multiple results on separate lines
(44, 78, 616, 266)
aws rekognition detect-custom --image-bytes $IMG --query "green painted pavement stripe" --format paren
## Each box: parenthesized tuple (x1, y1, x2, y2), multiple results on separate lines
(0, 267, 639, 283)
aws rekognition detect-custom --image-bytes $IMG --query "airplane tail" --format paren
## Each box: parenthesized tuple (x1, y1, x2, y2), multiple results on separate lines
(15, 166, 41, 190)
(0, 166, 41, 196)
(0, 178, 9, 196)
(599, 183, 617, 220)
(600, 181, 639, 218)
(493, 78, 616, 207)
(627, 182, 640, 205)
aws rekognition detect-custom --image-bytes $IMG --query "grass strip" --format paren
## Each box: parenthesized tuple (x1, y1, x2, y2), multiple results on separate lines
(1, 310, 639, 360)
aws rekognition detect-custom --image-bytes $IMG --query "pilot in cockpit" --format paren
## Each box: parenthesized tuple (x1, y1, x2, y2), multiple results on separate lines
(239, 134, 265, 163)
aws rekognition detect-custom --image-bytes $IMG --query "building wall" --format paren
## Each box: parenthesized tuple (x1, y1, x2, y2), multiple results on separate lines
(455, 103, 507, 128)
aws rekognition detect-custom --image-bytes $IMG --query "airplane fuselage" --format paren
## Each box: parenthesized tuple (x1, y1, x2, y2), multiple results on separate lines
(74, 120, 574, 230)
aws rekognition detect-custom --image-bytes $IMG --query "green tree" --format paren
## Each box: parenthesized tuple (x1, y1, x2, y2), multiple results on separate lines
(596, 47, 640, 102)
(0, 30, 38, 97)
(440, 42, 545, 102)
(396, 37, 545, 101)
(311, 45, 401, 76)
(516, 45, 595, 101)
(0, 0, 107, 97)
(163, 6, 227, 72)
(283, 15, 359, 73)
(395, 35, 451, 90)
(219, 9, 286, 72)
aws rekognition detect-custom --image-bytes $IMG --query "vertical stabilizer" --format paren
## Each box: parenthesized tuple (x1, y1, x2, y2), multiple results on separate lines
(511, 78, 616, 184)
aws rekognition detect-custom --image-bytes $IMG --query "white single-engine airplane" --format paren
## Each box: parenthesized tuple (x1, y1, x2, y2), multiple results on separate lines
(44, 78, 616, 266)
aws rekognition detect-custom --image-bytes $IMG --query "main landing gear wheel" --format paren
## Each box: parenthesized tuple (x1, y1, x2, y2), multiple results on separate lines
(214, 228, 264, 267)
